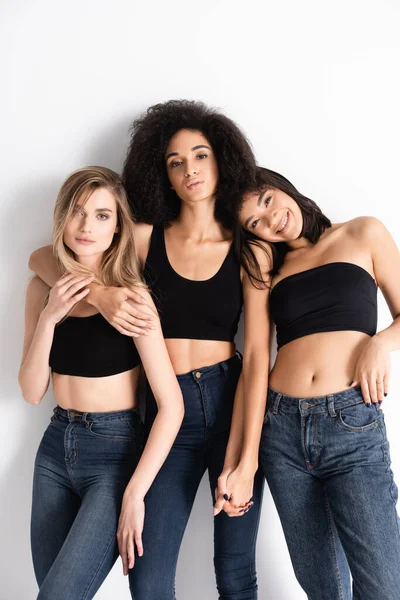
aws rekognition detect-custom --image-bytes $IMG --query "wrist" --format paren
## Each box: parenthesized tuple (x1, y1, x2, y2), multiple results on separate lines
(39, 309, 57, 328)
(86, 283, 102, 308)
(124, 483, 146, 503)
(237, 458, 258, 477)
(372, 332, 392, 353)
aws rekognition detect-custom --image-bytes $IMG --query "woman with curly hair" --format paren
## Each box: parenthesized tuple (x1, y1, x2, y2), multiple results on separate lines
(20, 167, 184, 599)
(223, 166, 400, 600)
(29, 102, 270, 599)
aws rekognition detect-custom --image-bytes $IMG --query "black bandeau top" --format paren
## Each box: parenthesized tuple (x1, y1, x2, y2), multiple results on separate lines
(49, 313, 141, 377)
(143, 226, 243, 341)
(269, 262, 378, 350)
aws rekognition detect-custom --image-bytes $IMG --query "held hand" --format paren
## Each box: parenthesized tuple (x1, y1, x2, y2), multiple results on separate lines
(91, 286, 155, 337)
(214, 465, 254, 518)
(42, 274, 93, 324)
(349, 336, 391, 404)
(117, 493, 145, 576)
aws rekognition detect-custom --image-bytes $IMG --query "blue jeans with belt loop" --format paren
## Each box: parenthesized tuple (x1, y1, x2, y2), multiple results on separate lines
(260, 385, 400, 600)
(31, 406, 143, 600)
(129, 353, 264, 600)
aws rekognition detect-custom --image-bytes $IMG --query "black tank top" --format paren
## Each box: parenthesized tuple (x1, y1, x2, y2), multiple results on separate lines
(49, 313, 141, 377)
(143, 226, 243, 341)
(269, 262, 377, 349)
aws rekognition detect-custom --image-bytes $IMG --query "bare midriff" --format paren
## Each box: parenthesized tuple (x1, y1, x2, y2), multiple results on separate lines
(52, 366, 141, 412)
(165, 339, 236, 375)
(269, 331, 372, 398)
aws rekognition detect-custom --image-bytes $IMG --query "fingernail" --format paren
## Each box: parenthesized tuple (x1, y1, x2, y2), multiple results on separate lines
(223, 494, 229, 501)
(348, 381, 354, 386)
(384, 393, 388, 397)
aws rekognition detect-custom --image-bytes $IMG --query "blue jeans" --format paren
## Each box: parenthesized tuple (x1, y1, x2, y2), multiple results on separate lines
(260, 386, 400, 600)
(31, 406, 143, 600)
(129, 354, 264, 600)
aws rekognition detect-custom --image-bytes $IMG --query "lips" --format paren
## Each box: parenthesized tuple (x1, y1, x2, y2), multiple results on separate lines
(75, 238, 95, 244)
(276, 211, 289, 234)
(186, 179, 204, 189)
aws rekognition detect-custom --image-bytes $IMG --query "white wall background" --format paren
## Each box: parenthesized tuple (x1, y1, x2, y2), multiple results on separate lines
(2, 1, 400, 598)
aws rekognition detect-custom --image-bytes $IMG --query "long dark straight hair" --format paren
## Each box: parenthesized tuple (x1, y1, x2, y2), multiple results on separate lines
(235, 167, 332, 285)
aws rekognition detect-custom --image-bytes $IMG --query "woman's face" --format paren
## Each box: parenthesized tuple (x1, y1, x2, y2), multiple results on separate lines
(239, 187, 303, 243)
(165, 129, 219, 205)
(64, 187, 119, 266)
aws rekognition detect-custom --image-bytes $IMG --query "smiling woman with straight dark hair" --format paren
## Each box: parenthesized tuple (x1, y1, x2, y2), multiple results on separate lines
(222, 165, 400, 600)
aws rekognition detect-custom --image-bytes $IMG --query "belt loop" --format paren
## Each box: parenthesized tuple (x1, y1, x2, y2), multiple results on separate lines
(235, 350, 243, 361)
(327, 395, 336, 417)
(271, 393, 282, 415)
(219, 360, 229, 375)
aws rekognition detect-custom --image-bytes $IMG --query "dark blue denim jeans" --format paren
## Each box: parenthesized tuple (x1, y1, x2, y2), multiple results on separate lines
(31, 406, 143, 600)
(260, 386, 400, 600)
(129, 354, 264, 600)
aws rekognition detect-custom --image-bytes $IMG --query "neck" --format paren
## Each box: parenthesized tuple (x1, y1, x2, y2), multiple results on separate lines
(175, 196, 224, 241)
(74, 253, 102, 273)
(287, 236, 312, 251)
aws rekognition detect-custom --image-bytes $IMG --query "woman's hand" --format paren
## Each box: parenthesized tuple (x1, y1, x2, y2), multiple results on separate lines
(89, 286, 156, 337)
(42, 274, 93, 324)
(117, 492, 145, 575)
(214, 465, 254, 517)
(350, 335, 391, 404)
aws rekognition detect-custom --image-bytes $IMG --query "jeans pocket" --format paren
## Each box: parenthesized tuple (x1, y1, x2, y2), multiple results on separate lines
(87, 419, 135, 441)
(337, 402, 381, 433)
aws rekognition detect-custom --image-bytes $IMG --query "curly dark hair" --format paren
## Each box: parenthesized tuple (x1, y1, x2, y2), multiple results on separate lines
(233, 167, 332, 285)
(122, 100, 256, 228)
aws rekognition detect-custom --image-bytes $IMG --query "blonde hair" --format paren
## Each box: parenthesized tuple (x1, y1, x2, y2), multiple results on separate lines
(53, 166, 145, 290)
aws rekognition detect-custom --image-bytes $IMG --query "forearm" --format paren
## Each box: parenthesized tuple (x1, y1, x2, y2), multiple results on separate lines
(19, 313, 54, 405)
(124, 404, 184, 499)
(375, 316, 400, 352)
(238, 351, 269, 473)
(223, 373, 244, 471)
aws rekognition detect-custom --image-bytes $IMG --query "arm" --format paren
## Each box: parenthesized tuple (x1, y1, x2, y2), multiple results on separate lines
(29, 244, 155, 337)
(350, 217, 400, 403)
(215, 244, 271, 515)
(29, 245, 59, 286)
(117, 291, 184, 575)
(19, 274, 92, 404)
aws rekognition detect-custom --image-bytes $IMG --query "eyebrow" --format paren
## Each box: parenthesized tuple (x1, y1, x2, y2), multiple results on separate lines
(76, 206, 113, 213)
(244, 191, 267, 228)
(165, 144, 211, 160)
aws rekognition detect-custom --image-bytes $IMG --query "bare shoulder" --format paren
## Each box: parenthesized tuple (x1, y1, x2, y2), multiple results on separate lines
(134, 223, 154, 266)
(345, 216, 388, 240)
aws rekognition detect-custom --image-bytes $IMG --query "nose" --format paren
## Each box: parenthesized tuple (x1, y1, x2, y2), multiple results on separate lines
(184, 159, 198, 178)
(267, 209, 280, 231)
(79, 216, 92, 232)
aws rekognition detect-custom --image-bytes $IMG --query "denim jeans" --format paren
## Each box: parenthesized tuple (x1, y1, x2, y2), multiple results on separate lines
(31, 406, 143, 600)
(260, 385, 400, 600)
(129, 354, 264, 600)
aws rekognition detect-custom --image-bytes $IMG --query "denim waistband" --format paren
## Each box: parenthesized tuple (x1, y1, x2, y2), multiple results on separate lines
(175, 352, 242, 383)
(267, 385, 366, 416)
(53, 405, 142, 424)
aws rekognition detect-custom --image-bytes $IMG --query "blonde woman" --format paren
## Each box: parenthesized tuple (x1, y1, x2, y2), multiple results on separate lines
(19, 167, 183, 600)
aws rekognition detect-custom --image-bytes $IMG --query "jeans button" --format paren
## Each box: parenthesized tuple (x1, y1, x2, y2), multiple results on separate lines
(301, 402, 309, 410)
(195, 371, 201, 379)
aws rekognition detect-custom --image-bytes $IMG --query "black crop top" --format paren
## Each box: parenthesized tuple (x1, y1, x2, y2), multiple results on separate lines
(143, 226, 243, 341)
(269, 262, 377, 349)
(49, 313, 140, 377)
